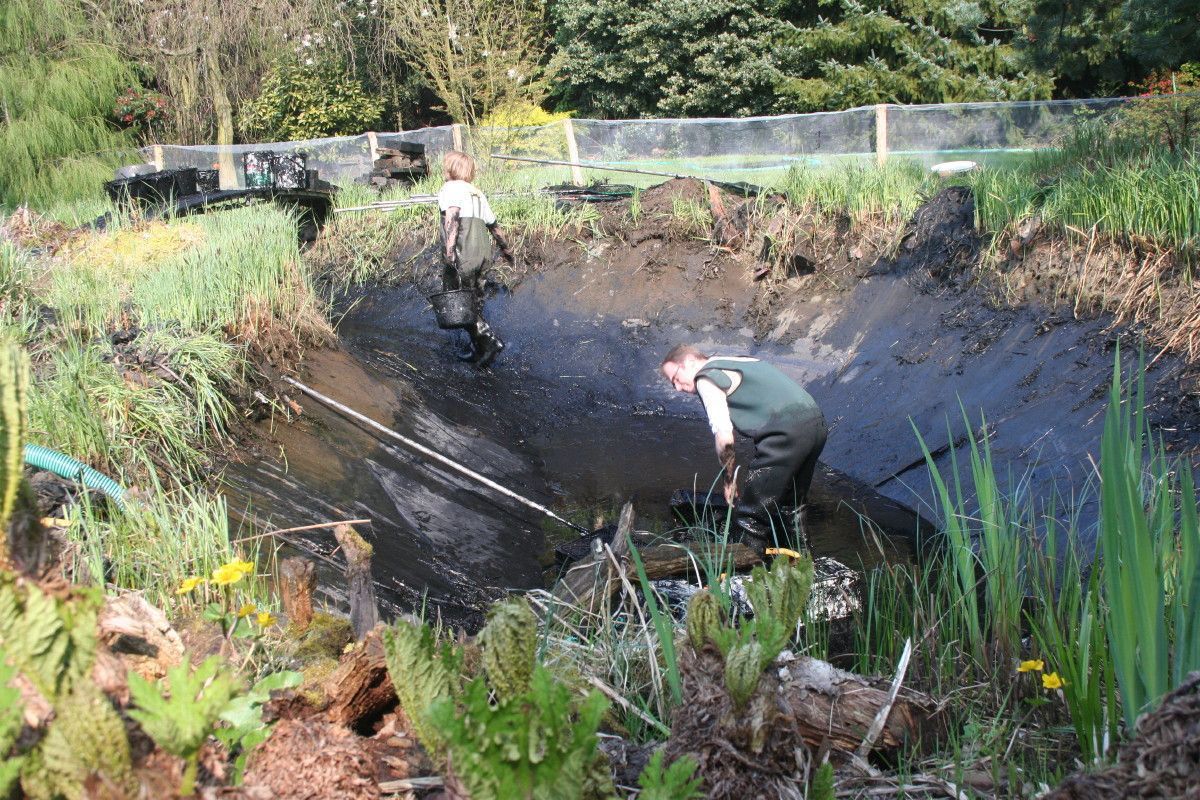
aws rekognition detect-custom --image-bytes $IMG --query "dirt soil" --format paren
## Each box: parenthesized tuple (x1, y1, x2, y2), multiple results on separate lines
(1046, 671, 1200, 799)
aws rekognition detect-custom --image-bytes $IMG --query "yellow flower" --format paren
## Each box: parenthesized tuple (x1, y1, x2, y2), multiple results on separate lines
(256, 611, 276, 627)
(1042, 672, 1064, 690)
(211, 560, 255, 586)
(1017, 659, 1045, 673)
(237, 604, 257, 619)
(176, 576, 205, 595)
(765, 547, 804, 560)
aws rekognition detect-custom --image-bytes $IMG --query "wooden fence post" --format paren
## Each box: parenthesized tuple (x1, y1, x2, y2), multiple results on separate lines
(563, 119, 585, 186)
(152, 144, 164, 171)
(451, 123, 464, 153)
(366, 131, 380, 164)
(875, 104, 889, 166)
(334, 524, 379, 640)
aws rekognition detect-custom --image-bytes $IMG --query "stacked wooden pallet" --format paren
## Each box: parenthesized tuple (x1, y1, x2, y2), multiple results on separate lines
(369, 143, 428, 190)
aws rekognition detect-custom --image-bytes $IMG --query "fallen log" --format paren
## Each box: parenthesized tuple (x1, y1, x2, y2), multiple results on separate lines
(550, 502, 763, 614)
(323, 626, 396, 730)
(666, 646, 942, 797)
(776, 651, 939, 753)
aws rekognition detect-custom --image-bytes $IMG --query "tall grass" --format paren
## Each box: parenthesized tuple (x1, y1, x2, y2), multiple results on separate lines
(26, 332, 240, 481)
(48, 205, 328, 338)
(853, 352, 1200, 767)
(782, 160, 936, 224)
(63, 476, 270, 613)
(1099, 349, 1200, 730)
(968, 120, 1200, 253)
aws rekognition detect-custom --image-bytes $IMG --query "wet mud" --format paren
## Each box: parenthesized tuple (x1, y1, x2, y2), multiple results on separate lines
(223, 181, 1200, 623)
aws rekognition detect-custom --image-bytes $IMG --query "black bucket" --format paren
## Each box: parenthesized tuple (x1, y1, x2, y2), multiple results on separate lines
(429, 289, 475, 329)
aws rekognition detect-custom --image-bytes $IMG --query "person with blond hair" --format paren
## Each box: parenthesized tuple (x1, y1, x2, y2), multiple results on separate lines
(437, 150, 515, 366)
(661, 344, 827, 552)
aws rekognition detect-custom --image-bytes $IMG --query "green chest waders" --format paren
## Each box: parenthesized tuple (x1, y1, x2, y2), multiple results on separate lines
(441, 199, 503, 364)
(695, 358, 827, 551)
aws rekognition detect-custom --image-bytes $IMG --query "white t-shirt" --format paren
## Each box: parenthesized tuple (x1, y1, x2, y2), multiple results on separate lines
(437, 180, 497, 225)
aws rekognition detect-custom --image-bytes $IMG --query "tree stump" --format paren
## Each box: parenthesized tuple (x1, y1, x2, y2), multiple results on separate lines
(333, 524, 378, 640)
(279, 557, 315, 632)
(323, 626, 396, 731)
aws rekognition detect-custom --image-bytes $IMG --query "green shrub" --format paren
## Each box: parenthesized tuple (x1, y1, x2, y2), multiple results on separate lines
(241, 56, 385, 141)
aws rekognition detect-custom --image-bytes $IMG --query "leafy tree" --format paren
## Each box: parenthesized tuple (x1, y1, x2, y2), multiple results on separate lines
(549, 0, 789, 118)
(93, 0, 320, 163)
(1125, 0, 1199, 72)
(1024, 0, 1138, 96)
(0, 0, 136, 208)
(240, 56, 386, 141)
(779, 0, 1052, 111)
(379, 0, 549, 125)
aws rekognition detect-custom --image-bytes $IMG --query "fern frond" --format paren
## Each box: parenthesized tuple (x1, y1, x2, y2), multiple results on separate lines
(39, 684, 135, 800)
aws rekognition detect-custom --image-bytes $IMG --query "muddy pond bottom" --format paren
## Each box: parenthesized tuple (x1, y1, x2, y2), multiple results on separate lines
(222, 282, 929, 626)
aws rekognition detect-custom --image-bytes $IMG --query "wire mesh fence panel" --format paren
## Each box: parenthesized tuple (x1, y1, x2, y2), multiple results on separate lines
(885, 97, 1134, 167)
(139, 96, 1160, 192)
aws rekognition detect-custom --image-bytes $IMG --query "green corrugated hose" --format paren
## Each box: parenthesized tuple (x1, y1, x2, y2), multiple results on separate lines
(23, 444, 127, 510)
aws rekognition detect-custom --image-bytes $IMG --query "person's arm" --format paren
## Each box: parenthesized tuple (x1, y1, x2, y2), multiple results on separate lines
(488, 222, 515, 265)
(696, 378, 738, 503)
(442, 206, 461, 265)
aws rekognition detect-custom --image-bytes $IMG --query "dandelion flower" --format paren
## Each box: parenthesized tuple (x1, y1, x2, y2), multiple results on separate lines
(176, 576, 205, 594)
(237, 604, 257, 618)
(1017, 659, 1044, 673)
(256, 611, 276, 627)
(1042, 672, 1064, 690)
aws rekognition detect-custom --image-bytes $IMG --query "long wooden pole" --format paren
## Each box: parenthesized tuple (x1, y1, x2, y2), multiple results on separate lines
(493, 153, 693, 181)
(282, 376, 590, 535)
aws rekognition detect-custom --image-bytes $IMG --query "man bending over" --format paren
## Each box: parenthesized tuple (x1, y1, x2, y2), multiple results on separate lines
(661, 345, 827, 552)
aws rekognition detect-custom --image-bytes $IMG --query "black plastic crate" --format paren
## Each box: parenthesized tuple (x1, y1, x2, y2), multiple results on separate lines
(242, 151, 309, 189)
(273, 152, 308, 189)
(172, 167, 198, 196)
(243, 152, 275, 188)
(196, 169, 219, 192)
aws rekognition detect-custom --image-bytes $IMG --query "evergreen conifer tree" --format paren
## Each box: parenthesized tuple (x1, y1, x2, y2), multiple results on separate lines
(779, 0, 1052, 111)
(549, 0, 790, 118)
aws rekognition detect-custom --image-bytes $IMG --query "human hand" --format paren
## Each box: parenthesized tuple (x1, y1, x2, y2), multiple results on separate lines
(714, 431, 735, 461)
(723, 476, 738, 505)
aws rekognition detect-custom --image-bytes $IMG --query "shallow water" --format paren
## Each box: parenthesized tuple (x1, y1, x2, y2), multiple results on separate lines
(223, 272, 928, 624)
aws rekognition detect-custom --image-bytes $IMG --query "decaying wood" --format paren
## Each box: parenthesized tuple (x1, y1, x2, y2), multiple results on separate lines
(706, 181, 743, 248)
(551, 502, 763, 615)
(279, 557, 315, 632)
(98, 592, 185, 681)
(551, 502, 635, 614)
(775, 652, 940, 753)
(323, 626, 396, 729)
(333, 524, 378, 640)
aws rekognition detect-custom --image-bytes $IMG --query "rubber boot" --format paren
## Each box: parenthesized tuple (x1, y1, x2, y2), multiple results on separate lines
(475, 330, 505, 367)
(455, 331, 477, 361)
(472, 319, 504, 367)
(731, 510, 772, 557)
